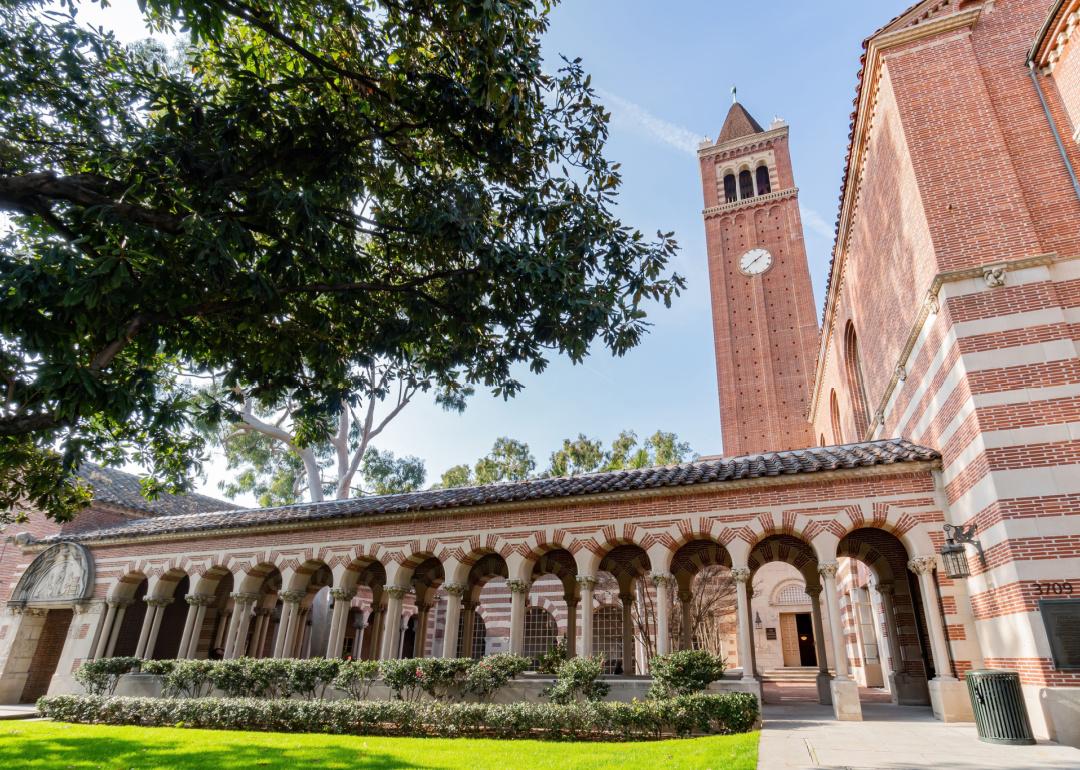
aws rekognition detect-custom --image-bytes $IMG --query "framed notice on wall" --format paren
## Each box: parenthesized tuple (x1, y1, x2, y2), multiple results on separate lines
(1040, 598, 1080, 670)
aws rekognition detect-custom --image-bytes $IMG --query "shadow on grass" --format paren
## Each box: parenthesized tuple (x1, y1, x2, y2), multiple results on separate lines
(0, 729, 437, 770)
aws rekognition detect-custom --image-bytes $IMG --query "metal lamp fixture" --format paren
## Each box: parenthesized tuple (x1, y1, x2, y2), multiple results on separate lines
(940, 523, 986, 579)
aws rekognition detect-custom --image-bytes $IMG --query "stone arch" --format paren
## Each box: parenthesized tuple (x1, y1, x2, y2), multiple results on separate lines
(109, 571, 149, 657)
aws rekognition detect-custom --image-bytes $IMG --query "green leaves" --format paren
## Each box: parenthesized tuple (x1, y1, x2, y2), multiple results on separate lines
(1, 0, 682, 523)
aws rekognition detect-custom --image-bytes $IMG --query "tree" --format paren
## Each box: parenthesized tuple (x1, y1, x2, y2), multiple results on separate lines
(604, 430, 694, 470)
(0, 0, 683, 523)
(547, 434, 605, 477)
(437, 437, 535, 488)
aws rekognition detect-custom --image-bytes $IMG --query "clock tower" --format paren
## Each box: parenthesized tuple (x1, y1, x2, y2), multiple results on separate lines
(698, 101, 819, 456)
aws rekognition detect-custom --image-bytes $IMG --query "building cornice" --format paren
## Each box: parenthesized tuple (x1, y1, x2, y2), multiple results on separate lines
(1029, 0, 1078, 69)
(697, 126, 788, 160)
(810, 5, 984, 421)
(22, 460, 941, 553)
(702, 187, 798, 218)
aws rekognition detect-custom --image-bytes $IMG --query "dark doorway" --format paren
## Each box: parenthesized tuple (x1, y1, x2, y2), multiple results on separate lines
(20, 608, 73, 703)
(795, 612, 817, 667)
(401, 615, 416, 659)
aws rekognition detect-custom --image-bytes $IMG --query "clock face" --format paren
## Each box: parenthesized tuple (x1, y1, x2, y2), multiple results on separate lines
(739, 248, 773, 276)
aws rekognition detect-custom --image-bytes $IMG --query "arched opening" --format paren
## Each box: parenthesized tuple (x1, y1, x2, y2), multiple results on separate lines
(723, 173, 738, 203)
(830, 389, 843, 444)
(844, 322, 872, 438)
(756, 165, 771, 195)
(407, 556, 445, 658)
(523, 606, 558, 666)
(340, 559, 386, 661)
(110, 575, 149, 657)
(464, 553, 509, 659)
(400, 615, 417, 659)
(670, 539, 735, 656)
(455, 609, 487, 659)
(231, 563, 281, 659)
(595, 543, 651, 673)
(738, 169, 754, 199)
(149, 572, 190, 660)
(528, 548, 578, 660)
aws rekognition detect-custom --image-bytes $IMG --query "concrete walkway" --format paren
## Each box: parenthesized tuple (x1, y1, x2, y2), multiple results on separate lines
(758, 702, 1080, 769)
(0, 704, 39, 720)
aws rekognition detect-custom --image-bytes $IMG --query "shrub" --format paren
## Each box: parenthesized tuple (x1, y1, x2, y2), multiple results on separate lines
(412, 658, 474, 701)
(73, 657, 140, 696)
(648, 650, 727, 699)
(462, 654, 529, 700)
(546, 656, 610, 705)
(287, 658, 340, 700)
(207, 658, 292, 699)
(332, 660, 380, 701)
(379, 658, 428, 701)
(536, 638, 569, 674)
(158, 660, 216, 698)
(38, 692, 760, 740)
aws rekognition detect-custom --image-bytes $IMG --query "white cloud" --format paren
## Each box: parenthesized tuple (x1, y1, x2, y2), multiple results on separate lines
(596, 89, 703, 156)
(802, 207, 836, 242)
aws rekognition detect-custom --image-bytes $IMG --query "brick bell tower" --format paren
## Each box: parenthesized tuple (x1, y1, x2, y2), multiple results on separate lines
(698, 99, 819, 456)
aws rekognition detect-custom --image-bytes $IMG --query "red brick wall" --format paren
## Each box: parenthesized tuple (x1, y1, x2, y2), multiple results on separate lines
(19, 609, 72, 703)
(1050, 32, 1080, 142)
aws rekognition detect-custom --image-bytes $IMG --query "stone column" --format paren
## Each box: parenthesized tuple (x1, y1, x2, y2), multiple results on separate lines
(295, 609, 311, 658)
(441, 584, 465, 658)
(178, 594, 212, 660)
(460, 601, 477, 658)
(507, 580, 529, 656)
(277, 590, 306, 659)
(271, 600, 293, 658)
(875, 584, 903, 680)
(325, 589, 351, 659)
(731, 568, 755, 681)
(577, 576, 596, 658)
(188, 598, 212, 659)
(380, 585, 408, 660)
(806, 585, 831, 704)
(228, 593, 259, 659)
(133, 600, 158, 659)
(414, 603, 432, 657)
(93, 601, 118, 660)
(908, 556, 972, 723)
(105, 600, 131, 657)
(564, 595, 578, 658)
(366, 607, 384, 660)
(678, 589, 693, 651)
(620, 591, 635, 673)
(652, 573, 673, 657)
(141, 598, 172, 660)
(213, 608, 231, 650)
(248, 608, 271, 657)
(819, 562, 861, 721)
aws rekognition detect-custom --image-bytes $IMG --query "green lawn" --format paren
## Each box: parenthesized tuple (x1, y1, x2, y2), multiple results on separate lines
(1, 721, 759, 770)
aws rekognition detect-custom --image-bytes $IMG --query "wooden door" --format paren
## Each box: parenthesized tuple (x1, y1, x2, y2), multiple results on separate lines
(780, 613, 801, 667)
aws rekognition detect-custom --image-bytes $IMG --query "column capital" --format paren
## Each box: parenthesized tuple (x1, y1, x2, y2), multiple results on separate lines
(907, 556, 937, 575)
(416, 602, 434, 614)
(442, 582, 466, 597)
(253, 607, 271, 617)
(564, 593, 579, 607)
(874, 582, 895, 596)
(231, 591, 263, 605)
(507, 579, 530, 595)
(804, 585, 822, 599)
(107, 598, 134, 609)
(575, 575, 597, 590)
(329, 588, 354, 602)
(620, 592, 637, 605)
(185, 593, 217, 607)
(730, 567, 752, 583)
(144, 596, 174, 608)
(651, 572, 674, 588)
(278, 589, 307, 604)
(817, 561, 839, 579)
(677, 589, 693, 603)
(384, 584, 410, 600)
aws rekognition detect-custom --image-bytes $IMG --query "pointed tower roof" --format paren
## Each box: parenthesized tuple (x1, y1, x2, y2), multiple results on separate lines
(717, 102, 765, 144)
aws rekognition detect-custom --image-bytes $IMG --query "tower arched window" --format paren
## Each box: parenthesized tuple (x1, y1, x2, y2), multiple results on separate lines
(723, 174, 738, 204)
(844, 323, 871, 439)
(829, 389, 843, 444)
(738, 170, 754, 199)
(756, 165, 771, 195)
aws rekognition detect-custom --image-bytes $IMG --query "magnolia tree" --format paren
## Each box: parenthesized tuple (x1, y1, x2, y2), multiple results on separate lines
(0, 0, 682, 523)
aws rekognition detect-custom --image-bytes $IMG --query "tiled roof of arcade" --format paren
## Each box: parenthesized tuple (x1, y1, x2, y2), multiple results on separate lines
(40, 439, 940, 545)
(76, 463, 240, 517)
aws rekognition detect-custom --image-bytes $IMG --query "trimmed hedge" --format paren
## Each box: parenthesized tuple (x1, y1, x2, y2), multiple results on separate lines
(38, 692, 759, 741)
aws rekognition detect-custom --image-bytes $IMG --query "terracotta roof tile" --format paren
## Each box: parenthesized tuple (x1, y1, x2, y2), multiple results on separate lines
(75, 463, 240, 517)
(717, 102, 765, 144)
(45, 439, 939, 545)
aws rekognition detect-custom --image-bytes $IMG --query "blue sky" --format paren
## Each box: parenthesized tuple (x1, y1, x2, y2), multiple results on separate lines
(82, 0, 914, 501)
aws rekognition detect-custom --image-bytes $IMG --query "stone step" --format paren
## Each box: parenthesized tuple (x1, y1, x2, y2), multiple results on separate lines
(760, 668, 824, 683)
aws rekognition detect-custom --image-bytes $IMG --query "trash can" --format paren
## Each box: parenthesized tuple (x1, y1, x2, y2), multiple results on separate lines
(966, 670, 1035, 745)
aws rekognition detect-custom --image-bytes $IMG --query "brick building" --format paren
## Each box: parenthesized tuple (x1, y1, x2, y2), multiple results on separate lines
(0, 0, 1077, 747)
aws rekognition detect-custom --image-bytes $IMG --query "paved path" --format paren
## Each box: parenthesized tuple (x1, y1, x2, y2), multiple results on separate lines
(0, 704, 39, 720)
(758, 702, 1080, 769)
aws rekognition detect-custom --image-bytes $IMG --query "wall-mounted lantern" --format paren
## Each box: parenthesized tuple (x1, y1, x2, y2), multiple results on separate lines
(940, 523, 986, 579)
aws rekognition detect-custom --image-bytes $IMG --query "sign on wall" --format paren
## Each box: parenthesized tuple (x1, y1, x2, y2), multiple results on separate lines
(8, 542, 94, 606)
(1040, 598, 1080, 670)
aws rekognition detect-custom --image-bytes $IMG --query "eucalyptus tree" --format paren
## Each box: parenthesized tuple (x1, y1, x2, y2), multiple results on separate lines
(0, 0, 682, 522)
